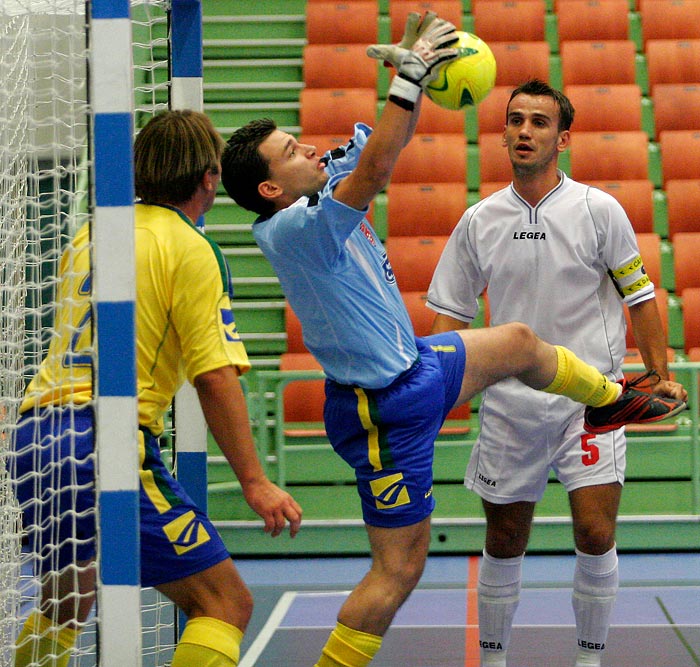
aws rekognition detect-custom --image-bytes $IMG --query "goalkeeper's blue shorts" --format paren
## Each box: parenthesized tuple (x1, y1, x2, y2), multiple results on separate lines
(323, 331, 466, 528)
(12, 405, 230, 587)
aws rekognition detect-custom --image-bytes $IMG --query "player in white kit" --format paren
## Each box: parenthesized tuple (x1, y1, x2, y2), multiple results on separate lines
(428, 80, 688, 667)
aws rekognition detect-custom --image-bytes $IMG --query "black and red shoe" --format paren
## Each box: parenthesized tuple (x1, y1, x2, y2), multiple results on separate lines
(584, 370, 687, 434)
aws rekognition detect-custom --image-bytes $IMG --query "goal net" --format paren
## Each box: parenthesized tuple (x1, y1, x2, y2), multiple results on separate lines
(0, 1, 176, 665)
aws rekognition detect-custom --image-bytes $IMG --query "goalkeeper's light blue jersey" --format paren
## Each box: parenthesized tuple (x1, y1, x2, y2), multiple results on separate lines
(253, 123, 418, 389)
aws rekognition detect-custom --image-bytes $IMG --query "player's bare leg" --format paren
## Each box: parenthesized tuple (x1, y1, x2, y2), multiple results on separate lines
(315, 517, 431, 666)
(569, 483, 622, 667)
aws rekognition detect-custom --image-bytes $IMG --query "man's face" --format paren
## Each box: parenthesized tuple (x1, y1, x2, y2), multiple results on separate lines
(258, 129, 329, 205)
(503, 93, 569, 176)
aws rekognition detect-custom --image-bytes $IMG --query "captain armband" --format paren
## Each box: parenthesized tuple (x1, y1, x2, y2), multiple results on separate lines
(609, 255, 652, 298)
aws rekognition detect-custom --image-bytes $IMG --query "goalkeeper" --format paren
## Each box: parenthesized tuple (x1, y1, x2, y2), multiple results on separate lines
(221, 12, 685, 667)
(12, 110, 302, 667)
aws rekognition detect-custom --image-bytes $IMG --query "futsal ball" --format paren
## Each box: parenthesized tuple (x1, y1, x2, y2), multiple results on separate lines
(424, 32, 497, 110)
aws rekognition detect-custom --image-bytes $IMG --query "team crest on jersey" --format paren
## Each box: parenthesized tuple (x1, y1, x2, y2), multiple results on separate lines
(162, 510, 211, 555)
(359, 221, 376, 246)
(381, 251, 396, 284)
(370, 472, 411, 509)
(220, 308, 242, 342)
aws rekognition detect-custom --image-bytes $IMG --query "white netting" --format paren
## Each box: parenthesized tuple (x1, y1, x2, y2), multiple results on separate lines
(0, 2, 175, 665)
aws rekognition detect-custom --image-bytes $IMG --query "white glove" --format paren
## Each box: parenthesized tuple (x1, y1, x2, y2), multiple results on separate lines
(376, 18, 458, 108)
(366, 10, 439, 69)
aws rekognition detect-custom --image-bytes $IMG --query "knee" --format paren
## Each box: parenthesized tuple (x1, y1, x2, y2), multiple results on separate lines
(574, 522, 616, 554)
(502, 322, 540, 365)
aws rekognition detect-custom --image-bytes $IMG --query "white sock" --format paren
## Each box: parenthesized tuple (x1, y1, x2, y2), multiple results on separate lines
(478, 549, 523, 667)
(572, 546, 619, 667)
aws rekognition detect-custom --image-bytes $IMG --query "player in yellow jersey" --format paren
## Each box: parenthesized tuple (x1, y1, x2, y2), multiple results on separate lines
(12, 110, 302, 667)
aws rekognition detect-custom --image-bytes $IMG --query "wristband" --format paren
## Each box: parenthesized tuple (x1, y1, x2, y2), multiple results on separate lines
(388, 75, 421, 106)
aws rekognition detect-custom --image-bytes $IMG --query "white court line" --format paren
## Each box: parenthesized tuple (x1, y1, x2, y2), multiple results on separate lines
(239, 591, 298, 667)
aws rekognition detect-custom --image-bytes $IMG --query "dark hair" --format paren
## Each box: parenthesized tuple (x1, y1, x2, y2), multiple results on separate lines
(507, 79, 575, 132)
(134, 110, 225, 205)
(221, 118, 278, 216)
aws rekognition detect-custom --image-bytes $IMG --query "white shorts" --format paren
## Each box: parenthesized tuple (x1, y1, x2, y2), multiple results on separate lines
(465, 379, 626, 504)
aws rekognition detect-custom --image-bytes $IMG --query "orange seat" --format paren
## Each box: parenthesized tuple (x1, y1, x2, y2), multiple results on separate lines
(666, 180, 700, 238)
(416, 96, 466, 134)
(299, 88, 377, 135)
(391, 134, 466, 183)
(479, 181, 510, 198)
(569, 131, 649, 181)
(488, 42, 551, 86)
(672, 232, 700, 293)
(388, 1, 463, 42)
(279, 352, 326, 434)
(477, 85, 514, 134)
(285, 301, 306, 353)
(556, 0, 630, 41)
(681, 287, 700, 352)
(639, 0, 700, 45)
(384, 236, 449, 291)
(303, 44, 378, 89)
(386, 182, 466, 236)
(473, 0, 546, 42)
(479, 132, 511, 184)
(306, 1, 378, 44)
(659, 130, 700, 184)
(583, 180, 655, 234)
(560, 40, 637, 86)
(635, 232, 662, 287)
(563, 85, 642, 132)
(646, 39, 700, 88)
(298, 133, 349, 155)
(651, 84, 700, 139)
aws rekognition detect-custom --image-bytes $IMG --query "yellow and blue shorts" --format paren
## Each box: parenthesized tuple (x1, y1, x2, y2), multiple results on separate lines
(323, 331, 466, 528)
(12, 405, 230, 587)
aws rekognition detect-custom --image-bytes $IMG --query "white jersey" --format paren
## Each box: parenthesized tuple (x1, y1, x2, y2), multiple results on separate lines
(427, 172, 654, 501)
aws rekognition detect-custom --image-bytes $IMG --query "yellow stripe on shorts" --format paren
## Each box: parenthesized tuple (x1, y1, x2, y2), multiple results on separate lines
(354, 387, 382, 472)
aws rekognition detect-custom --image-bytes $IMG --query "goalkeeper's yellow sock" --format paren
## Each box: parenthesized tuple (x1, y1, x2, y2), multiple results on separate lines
(14, 611, 79, 667)
(314, 622, 382, 667)
(543, 346, 622, 407)
(171, 617, 243, 667)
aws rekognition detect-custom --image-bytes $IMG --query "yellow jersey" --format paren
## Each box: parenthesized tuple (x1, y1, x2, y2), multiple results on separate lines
(21, 203, 250, 435)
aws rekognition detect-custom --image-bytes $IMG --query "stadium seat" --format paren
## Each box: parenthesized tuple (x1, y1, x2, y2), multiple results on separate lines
(563, 85, 642, 132)
(639, 0, 700, 44)
(416, 96, 466, 134)
(473, 0, 546, 43)
(672, 232, 700, 293)
(666, 180, 700, 239)
(556, 0, 630, 42)
(583, 180, 655, 234)
(386, 182, 466, 236)
(488, 42, 551, 86)
(389, 1, 463, 42)
(285, 301, 306, 353)
(681, 287, 700, 352)
(569, 131, 649, 181)
(477, 85, 513, 134)
(305, 1, 378, 44)
(646, 40, 700, 89)
(303, 44, 378, 89)
(279, 352, 326, 434)
(384, 236, 449, 291)
(651, 84, 700, 139)
(659, 130, 700, 184)
(298, 133, 350, 155)
(635, 232, 662, 286)
(624, 288, 668, 349)
(391, 134, 467, 183)
(560, 40, 637, 86)
(478, 132, 511, 184)
(299, 88, 377, 135)
(479, 181, 510, 198)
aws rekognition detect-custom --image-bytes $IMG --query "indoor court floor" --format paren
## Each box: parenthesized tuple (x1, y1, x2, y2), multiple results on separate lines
(236, 552, 700, 667)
